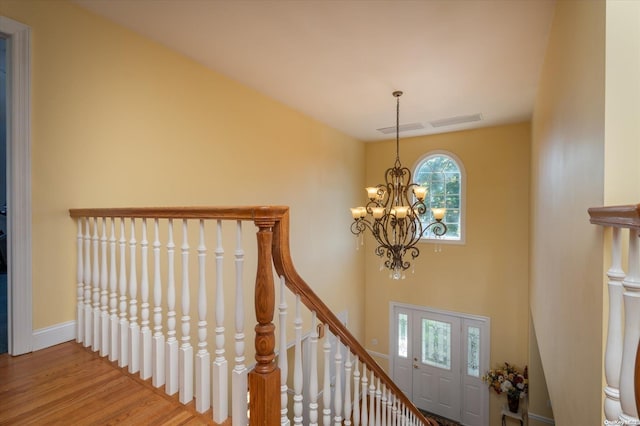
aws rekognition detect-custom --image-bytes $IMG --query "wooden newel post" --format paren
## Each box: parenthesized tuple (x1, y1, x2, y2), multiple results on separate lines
(249, 217, 280, 425)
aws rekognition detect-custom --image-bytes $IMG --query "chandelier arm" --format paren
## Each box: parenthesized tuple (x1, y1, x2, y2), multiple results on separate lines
(374, 215, 393, 249)
(424, 221, 448, 238)
(411, 199, 427, 216)
(405, 217, 423, 248)
(350, 218, 375, 236)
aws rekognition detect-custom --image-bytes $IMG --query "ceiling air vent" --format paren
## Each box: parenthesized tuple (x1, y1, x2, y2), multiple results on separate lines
(376, 122, 425, 135)
(430, 113, 483, 128)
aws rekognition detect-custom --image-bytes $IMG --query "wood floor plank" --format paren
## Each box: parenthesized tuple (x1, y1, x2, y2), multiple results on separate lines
(0, 342, 223, 425)
(0, 361, 122, 420)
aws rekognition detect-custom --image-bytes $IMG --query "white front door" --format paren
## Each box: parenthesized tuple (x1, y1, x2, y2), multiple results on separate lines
(391, 304, 489, 426)
(411, 309, 462, 421)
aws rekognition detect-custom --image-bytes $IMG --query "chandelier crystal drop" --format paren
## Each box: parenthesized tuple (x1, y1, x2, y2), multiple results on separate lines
(350, 91, 447, 280)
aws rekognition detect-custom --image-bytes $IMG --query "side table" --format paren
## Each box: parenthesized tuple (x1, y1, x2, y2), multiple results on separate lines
(501, 405, 524, 426)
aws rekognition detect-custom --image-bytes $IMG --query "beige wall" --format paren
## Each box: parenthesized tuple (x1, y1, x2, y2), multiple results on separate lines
(605, 0, 640, 205)
(528, 318, 553, 422)
(530, 1, 605, 424)
(1, 0, 366, 341)
(364, 122, 530, 425)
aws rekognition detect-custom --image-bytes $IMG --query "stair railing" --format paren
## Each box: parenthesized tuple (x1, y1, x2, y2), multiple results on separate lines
(69, 206, 434, 425)
(588, 203, 640, 424)
(272, 209, 435, 425)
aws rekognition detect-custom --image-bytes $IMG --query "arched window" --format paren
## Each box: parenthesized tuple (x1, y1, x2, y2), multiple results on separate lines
(413, 151, 465, 243)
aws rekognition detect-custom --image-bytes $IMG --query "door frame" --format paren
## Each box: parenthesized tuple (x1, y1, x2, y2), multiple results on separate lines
(0, 16, 32, 356)
(389, 301, 490, 425)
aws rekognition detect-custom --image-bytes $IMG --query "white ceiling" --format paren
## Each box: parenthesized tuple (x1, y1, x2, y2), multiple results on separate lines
(74, 0, 556, 142)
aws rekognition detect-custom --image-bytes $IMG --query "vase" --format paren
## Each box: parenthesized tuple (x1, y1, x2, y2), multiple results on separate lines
(507, 393, 520, 413)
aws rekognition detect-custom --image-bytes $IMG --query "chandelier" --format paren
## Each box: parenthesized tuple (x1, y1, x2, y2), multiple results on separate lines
(350, 91, 447, 280)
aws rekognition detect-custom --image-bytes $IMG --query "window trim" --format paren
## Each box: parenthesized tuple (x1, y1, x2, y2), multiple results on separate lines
(412, 150, 466, 245)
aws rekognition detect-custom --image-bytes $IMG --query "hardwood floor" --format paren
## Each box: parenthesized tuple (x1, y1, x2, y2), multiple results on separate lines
(0, 342, 225, 425)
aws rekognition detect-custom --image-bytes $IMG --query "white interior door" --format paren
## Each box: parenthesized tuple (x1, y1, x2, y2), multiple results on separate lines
(391, 304, 489, 426)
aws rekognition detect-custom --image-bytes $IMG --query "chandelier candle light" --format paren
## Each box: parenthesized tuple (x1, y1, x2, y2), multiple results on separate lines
(350, 91, 447, 280)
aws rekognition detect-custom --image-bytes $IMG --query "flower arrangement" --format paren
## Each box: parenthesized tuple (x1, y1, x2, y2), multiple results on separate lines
(482, 362, 528, 399)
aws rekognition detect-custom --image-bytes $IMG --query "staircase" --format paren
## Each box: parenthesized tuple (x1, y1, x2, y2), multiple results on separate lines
(69, 206, 436, 425)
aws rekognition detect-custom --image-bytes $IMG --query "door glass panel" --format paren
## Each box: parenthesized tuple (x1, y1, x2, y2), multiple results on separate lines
(421, 319, 451, 370)
(467, 326, 480, 377)
(398, 313, 408, 358)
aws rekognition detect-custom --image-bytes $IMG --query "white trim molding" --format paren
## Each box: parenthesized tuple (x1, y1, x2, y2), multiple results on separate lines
(0, 16, 32, 355)
(528, 412, 555, 425)
(33, 321, 76, 352)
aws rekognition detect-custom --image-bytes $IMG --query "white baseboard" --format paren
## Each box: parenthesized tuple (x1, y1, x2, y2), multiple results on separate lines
(528, 412, 555, 424)
(32, 320, 76, 351)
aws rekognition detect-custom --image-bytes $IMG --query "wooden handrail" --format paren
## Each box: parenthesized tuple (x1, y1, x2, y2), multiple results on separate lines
(69, 205, 289, 221)
(588, 204, 640, 229)
(272, 209, 435, 425)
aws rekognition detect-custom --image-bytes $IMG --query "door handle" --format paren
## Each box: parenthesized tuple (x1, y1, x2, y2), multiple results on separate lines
(413, 364, 418, 369)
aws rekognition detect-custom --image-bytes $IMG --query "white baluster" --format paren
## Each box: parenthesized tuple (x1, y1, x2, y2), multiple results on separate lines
(179, 219, 193, 404)
(212, 220, 226, 419)
(386, 389, 393, 426)
(165, 219, 179, 396)
(140, 218, 152, 380)
(100, 218, 109, 357)
(344, 352, 352, 426)
(294, 295, 304, 426)
(152, 218, 165, 387)
(391, 396, 397, 426)
(620, 229, 640, 422)
(333, 338, 343, 425)
(381, 384, 386, 426)
(118, 218, 129, 367)
(375, 378, 381, 426)
(604, 226, 624, 420)
(109, 218, 118, 362)
(278, 277, 289, 425)
(368, 372, 375, 426)
(84, 217, 92, 348)
(196, 220, 211, 414)
(128, 218, 140, 374)
(92, 217, 100, 352)
(232, 220, 248, 425)
(353, 358, 360, 426)
(309, 312, 319, 426)
(361, 364, 368, 426)
(76, 219, 84, 343)
(323, 324, 331, 426)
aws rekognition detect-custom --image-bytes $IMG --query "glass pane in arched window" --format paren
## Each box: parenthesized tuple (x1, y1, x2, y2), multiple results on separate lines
(414, 153, 462, 241)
